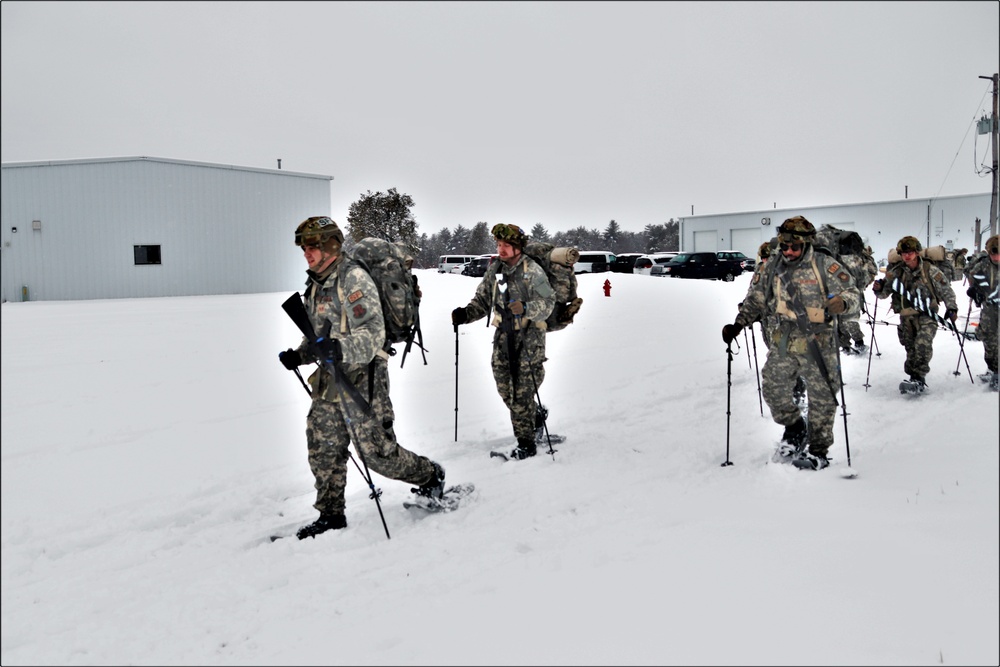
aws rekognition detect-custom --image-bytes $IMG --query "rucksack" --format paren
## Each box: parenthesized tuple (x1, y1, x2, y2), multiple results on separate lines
(813, 224, 877, 290)
(521, 241, 583, 332)
(345, 237, 423, 361)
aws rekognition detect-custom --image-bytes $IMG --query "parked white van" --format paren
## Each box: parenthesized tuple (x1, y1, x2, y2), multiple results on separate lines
(438, 255, 478, 273)
(573, 251, 616, 274)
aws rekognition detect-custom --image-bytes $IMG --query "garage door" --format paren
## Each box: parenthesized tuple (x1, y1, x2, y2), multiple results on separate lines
(693, 230, 717, 252)
(730, 228, 762, 258)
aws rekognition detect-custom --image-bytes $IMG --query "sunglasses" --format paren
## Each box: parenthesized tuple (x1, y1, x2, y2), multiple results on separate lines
(779, 242, 804, 252)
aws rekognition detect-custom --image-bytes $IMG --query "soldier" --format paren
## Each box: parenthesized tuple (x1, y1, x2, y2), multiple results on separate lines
(451, 223, 556, 461)
(964, 234, 999, 390)
(872, 235, 959, 394)
(278, 216, 445, 539)
(722, 216, 861, 470)
(836, 244, 879, 354)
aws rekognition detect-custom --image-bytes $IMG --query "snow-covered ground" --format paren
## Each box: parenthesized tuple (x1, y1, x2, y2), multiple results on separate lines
(2, 270, 997, 666)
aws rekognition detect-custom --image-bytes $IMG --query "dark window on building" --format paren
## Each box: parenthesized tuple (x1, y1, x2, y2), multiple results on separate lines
(134, 245, 162, 265)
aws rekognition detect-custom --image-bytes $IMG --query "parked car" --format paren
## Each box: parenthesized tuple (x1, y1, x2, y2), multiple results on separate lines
(610, 253, 644, 273)
(633, 253, 679, 276)
(449, 262, 470, 274)
(649, 253, 681, 276)
(659, 252, 744, 281)
(716, 250, 755, 271)
(438, 254, 478, 273)
(462, 254, 498, 277)
(574, 251, 616, 274)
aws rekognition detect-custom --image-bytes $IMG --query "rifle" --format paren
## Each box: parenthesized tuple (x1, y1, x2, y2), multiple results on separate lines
(780, 268, 840, 403)
(282, 293, 373, 416)
(495, 269, 522, 399)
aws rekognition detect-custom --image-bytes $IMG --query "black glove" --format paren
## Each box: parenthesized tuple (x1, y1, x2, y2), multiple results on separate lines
(944, 307, 958, 323)
(452, 307, 468, 326)
(315, 337, 343, 364)
(826, 295, 846, 315)
(722, 323, 744, 344)
(278, 348, 302, 370)
(872, 278, 885, 294)
(967, 286, 983, 307)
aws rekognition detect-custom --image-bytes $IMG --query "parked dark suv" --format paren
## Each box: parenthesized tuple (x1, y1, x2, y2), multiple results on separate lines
(462, 254, 498, 277)
(660, 252, 744, 281)
(610, 253, 643, 273)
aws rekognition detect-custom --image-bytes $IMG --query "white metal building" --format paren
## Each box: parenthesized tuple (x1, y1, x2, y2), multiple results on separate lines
(1, 156, 333, 302)
(677, 192, 995, 263)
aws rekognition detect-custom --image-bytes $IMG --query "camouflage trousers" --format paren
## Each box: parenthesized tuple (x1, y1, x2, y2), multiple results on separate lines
(304, 361, 435, 516)
(896, 314, 938, 380)
(492, 327, 547, 442)
(837, 315, 865, 348)
(762, 327, 840, 457)
(977, 303, 998, 373)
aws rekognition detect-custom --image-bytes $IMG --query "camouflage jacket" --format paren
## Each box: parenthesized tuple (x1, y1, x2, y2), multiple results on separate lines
(464, 254, 555, 331)
(735, 245, 861, 339)
(965, 252, 999, 309)
(297, 255, 386, 400)
(877, 257, 957, 316)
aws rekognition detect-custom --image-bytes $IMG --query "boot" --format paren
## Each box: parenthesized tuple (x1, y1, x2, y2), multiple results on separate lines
(412, 462, 446, 500)
(509, 437, 537, 461)
(791, 451, 830, 471)
(296, 512, 347, 540)
(781, 418, 808, 450)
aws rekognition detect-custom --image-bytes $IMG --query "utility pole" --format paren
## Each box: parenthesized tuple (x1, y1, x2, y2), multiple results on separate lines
(980, 73, 998, 238)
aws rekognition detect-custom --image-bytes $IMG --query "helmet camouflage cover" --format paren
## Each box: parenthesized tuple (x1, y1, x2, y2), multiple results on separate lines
(896, 235, 922, 253)
(295, 216, 344, 249)
(777, 216, 816, 243)
(491, 223, 528, 248)
(758, 241, 773, 259)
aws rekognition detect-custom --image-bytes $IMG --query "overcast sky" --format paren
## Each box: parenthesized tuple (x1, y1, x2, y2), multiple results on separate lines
(2, 1, 998, 235)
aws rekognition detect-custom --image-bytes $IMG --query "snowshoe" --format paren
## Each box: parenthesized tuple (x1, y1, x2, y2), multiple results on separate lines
(899, 376, 927, 395)
(791, 451, 830, 471)
(404, 483, 476, 513)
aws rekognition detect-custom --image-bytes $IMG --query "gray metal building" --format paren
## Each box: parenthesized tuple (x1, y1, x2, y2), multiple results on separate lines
(677, 192, 994, 263)
(1, 156, 332, 302)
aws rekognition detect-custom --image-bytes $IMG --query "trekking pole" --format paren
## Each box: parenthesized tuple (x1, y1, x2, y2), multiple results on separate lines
(953, 300, 974, 378)
(454, 324, 459, 441)
(833, 317, 856, 477)
(948, 315, 975, 384)
(340, 398, 391, 540)
(293, 367, 312, 397)
(743, 328, 752, 370)
(863, 298, 880, 357)
(863, 297, 879, 390)
(525, 357, 557, 459)
(749, 324, 763, 416)
(722, 341, 734, 467)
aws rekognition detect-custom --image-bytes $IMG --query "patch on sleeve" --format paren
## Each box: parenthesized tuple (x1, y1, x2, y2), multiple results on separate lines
(347, 290, 364, 303)
(352, 304, 367, 319)
(828, 262, 841, 273)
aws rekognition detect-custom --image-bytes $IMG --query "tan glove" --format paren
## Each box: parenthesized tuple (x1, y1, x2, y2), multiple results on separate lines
(509, 300, 524, 316)
(827, 295, 846, 315)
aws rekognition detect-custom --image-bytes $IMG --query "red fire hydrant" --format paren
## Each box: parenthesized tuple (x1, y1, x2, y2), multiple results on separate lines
(603, 279, 612, 297)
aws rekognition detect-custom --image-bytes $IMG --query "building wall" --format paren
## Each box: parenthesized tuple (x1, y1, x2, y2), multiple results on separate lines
(678, 193, 993, 264)
(1, 157, 332, 302)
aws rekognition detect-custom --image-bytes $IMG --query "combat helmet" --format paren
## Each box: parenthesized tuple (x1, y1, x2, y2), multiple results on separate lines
(491, 223, 528, 249)
(896, 235, 922, 254)
(777, 216, 816, 243)
(758, 241, 773, 260)
(295, 216, 344, 251)
(986, 234, 999, 255)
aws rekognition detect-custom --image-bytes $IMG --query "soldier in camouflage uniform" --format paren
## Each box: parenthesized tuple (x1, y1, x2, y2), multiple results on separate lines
(872, 235, 959, 393)
(452, 224, 556, 461)
(836, 245, 878, 354)
(722, 216, 861, 470)
(278, 217, 445, 539)
(964, 234, 999, 390)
